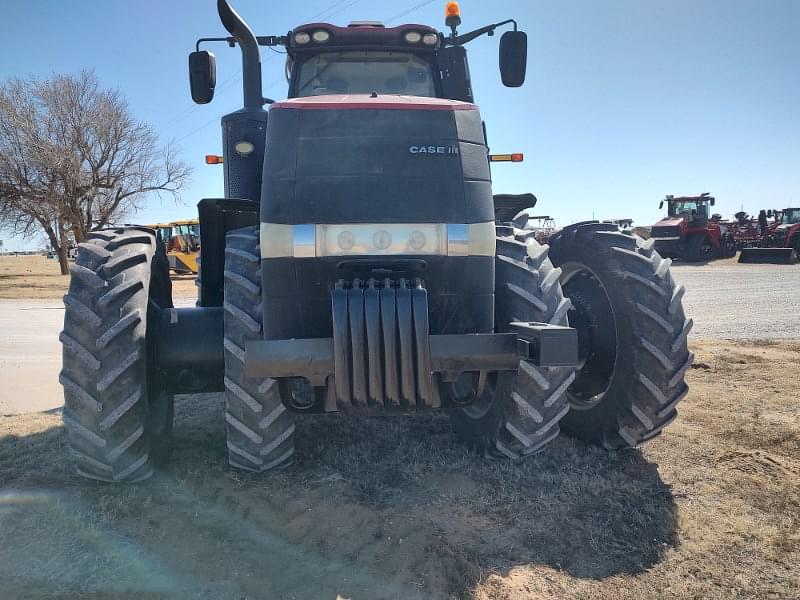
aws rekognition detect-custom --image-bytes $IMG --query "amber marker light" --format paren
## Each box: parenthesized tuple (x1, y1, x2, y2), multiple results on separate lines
(205, 155, 224, 164)
(489, 153, 524, 163)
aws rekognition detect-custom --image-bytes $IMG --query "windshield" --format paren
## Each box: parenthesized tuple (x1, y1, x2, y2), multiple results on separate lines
(781, 209, 800, 225)
(295, 51, 436, 97)
(669, 200, 708, 219)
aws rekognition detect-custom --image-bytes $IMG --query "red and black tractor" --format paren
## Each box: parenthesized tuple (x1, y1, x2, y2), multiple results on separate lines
(58, 0, 692, 481)
(650, 193, 736, 262)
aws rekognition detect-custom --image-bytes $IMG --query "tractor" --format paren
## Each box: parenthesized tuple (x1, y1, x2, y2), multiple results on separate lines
(650, 193, 736, 262)
(59, 0, 692, 481)
(739, 207, 800, 263)
(145, 221, 201, 274)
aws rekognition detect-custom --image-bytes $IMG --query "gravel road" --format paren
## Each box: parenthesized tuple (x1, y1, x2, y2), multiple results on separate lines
(1, 264, 797, 415)
(670, 263, 800, 339)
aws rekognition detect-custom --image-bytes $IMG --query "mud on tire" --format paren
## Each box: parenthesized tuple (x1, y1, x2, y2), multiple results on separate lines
(548, 222, 693, 448)
(223, 226, 295, 472)
(60, 227, 174, 482)
(448, 229, 576, 458)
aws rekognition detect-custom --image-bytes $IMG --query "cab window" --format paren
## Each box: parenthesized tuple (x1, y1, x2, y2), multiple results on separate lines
(294, 51, 436, 97)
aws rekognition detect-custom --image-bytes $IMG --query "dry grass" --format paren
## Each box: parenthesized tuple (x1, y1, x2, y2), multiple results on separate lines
(0, 255, 69, 299)
(0, 340, 798, 599)
(0, 255, 196, 300)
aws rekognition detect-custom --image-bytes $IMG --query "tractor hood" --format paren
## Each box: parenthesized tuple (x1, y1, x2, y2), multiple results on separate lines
(654, 216, 684, 228)
(260, 94, 493, 225)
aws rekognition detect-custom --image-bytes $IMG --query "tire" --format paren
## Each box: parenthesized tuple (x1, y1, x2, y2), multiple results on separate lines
(60, 227, 174, 482)
(448, 230, 576, 458)
(715, 232, 736, 259)
(195, 256, 202, 307)
(223, 226, 295, 472)
(686, 234, 713, 262)
(548, 222, 693, 448)
(724, 233, 737, 258)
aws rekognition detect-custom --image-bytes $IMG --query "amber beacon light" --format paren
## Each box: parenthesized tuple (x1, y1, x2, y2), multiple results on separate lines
(445, 2, 461, 28)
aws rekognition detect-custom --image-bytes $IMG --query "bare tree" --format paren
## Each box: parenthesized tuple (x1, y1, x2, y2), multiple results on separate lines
(0, 71, 191, 274)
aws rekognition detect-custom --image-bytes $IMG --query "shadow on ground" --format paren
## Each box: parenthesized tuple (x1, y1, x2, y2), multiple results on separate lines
(0, 395, 677, 599)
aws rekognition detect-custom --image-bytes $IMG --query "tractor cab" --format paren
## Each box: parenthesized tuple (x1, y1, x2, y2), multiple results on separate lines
(660, 193, 715, 227)
(779, 207, 800, 226)
(286, 23, 441, 98)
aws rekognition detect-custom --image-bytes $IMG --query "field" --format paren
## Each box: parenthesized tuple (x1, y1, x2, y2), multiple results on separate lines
(0, 255, 197, 300)
(1, 339, 798, 599)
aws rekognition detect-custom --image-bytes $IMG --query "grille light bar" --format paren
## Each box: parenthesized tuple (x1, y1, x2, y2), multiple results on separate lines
(260, 222, 496, 258)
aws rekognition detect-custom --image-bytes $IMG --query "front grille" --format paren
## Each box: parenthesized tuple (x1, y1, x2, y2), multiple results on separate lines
(651, 226, 681, 238)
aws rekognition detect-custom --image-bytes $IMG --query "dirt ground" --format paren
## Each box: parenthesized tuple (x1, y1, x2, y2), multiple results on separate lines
(1, 339, 798, 599)
(0, 255, 197, 300)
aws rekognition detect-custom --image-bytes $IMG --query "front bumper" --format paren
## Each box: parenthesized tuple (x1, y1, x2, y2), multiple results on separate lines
(245, 279, 577, 412)
(651, 238, 682, 257)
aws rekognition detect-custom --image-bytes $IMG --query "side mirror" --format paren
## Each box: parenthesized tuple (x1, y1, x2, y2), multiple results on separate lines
(710, 198, 715, 206)
(659, 200, 664, 210)
(767, 210, 773, 218)
(499, 31, 527, 87)
(189, 50, 216, 104)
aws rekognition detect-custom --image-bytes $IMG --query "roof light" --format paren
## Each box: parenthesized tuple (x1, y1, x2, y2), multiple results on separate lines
(404, 31, 422, 43)
(312, 30, 330, 43)
(205, 155, 223, 165)
(294, 32, 311, 44)
(422, 33, 438, 46)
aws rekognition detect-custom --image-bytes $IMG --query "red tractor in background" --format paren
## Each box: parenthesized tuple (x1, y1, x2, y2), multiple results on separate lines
(650, 193, 736, 262)
(764, 207, 800, 251)
(739, 207, 800, 263)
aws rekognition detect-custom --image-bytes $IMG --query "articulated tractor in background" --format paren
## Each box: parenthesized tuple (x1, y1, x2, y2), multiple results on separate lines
(650, 193, 736, 262)
(58, 0, 692, 482)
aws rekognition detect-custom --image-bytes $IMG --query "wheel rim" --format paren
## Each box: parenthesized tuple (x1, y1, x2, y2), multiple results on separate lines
(449, 372, 498, 418)
(280, 378, 316, 411)
(560, 262, 617, 409)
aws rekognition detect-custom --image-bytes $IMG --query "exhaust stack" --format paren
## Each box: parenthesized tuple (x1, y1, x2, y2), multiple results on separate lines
(217, 0, 263, 110)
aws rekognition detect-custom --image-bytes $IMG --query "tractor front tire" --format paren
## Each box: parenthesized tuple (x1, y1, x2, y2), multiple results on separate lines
(548, 222, 693, 448)
(223, 226, 295, 472)
(448, 231, 575, 458)
(60, 227, 174, 482)
(686, 234, 714, 262)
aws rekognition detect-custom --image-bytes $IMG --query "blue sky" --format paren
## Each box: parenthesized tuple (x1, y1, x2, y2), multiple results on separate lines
(1, 0, 798, 249)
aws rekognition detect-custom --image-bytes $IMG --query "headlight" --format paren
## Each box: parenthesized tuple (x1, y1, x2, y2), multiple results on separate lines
(317, 223, 446, 256)
(294, 32, 311, 44)
(259, 222, 495, 258)
(312, 30, 330, 43)
(404, 31, 422, 43)
(422, 33, 438, 46)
